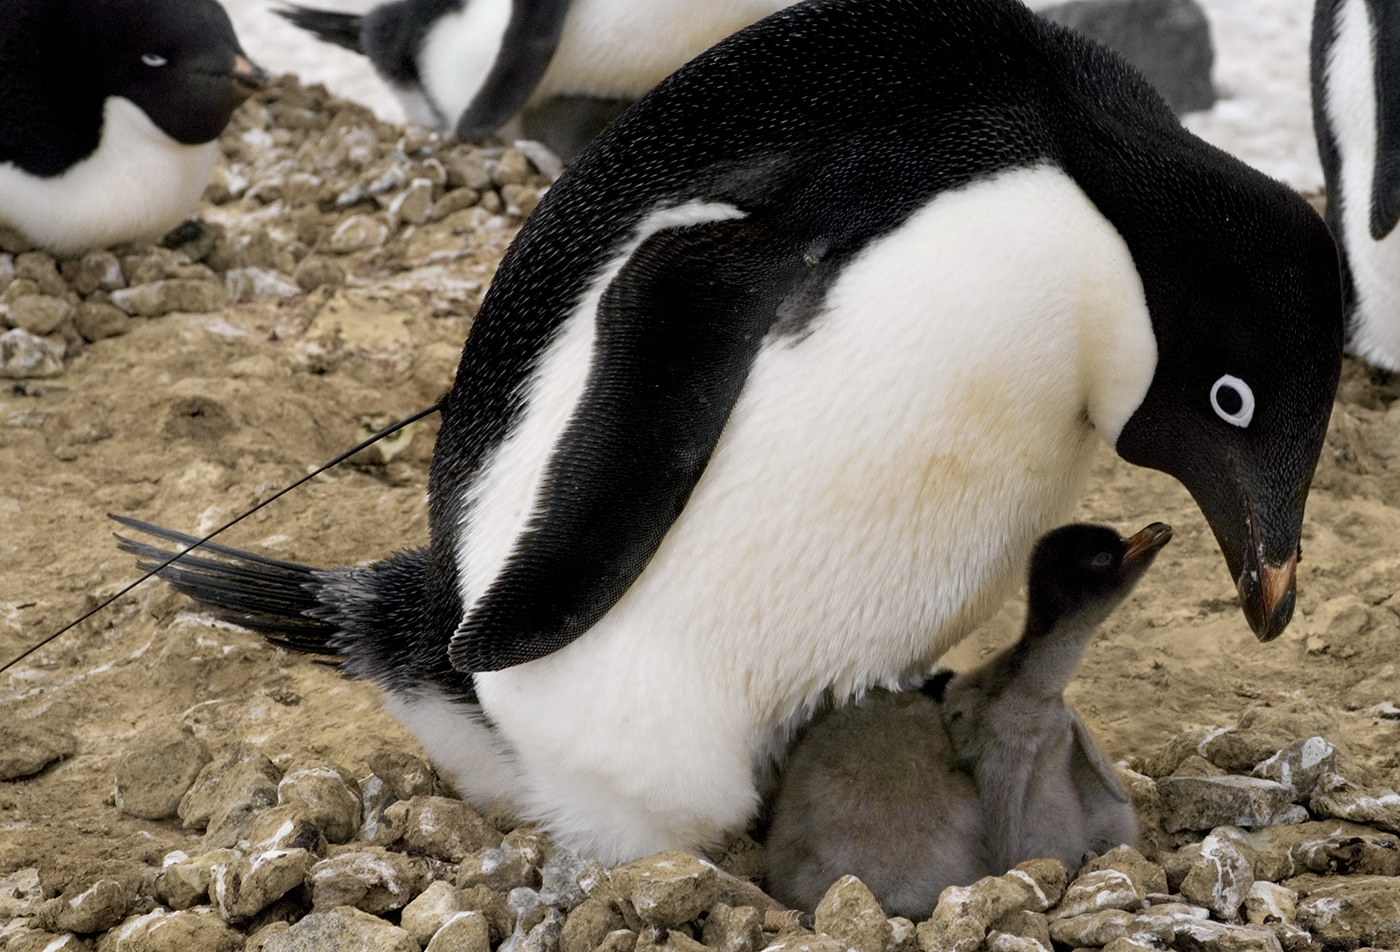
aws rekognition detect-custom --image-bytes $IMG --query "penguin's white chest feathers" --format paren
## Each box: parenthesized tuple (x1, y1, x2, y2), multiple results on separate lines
(1324, 0, 1400, 368)
(0, 97, 217, 255)
(413, 165, 1154, 864)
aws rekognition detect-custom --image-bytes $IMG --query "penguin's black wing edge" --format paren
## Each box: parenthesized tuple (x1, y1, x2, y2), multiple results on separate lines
(275, 5, 365, 53)
(449, 214, 810, 671)
(454, 0, 572, 141)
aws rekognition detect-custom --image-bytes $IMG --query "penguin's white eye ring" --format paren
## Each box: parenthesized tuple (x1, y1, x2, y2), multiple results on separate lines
(142, 54, 168, 67)
(1210, 374, 1255, 428)
(1090, 552, 1113, 570)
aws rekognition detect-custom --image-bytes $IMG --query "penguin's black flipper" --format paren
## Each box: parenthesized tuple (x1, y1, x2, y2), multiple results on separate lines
(455, 0, 572, 142)
(275, 5, 364, 53)
(111, 515, 338, 655)
(1373, 0, 1400, 239)
(449, 214, 811, 672)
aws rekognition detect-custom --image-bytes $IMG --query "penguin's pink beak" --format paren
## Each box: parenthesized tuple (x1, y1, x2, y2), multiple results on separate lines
(231, 55, 269, 96)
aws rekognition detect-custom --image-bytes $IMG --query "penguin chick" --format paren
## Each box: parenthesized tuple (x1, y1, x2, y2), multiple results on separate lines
(118, 0, 1341, 866)
(1312, 0, 1400, 370)
(277, 0, 792, 158)
(763, 522, 1169, 918)
(0, 0, 267, 254)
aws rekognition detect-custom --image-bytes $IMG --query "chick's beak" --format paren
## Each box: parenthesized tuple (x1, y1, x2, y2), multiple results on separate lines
(231, 56, 269, 96)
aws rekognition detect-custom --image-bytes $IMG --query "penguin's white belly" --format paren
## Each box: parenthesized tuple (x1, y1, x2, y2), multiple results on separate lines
(1324, 0, 1400, 369)
(530, 0, 796, 101)
(426, 165, 1154, 864)
(0, 97, 216, 256)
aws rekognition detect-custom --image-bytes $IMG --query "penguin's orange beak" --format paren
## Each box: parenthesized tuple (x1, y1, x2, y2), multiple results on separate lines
(231, 56, 269, 96)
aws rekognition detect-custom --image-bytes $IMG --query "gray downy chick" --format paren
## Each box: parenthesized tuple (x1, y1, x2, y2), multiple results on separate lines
(763, 522, 1171, 917)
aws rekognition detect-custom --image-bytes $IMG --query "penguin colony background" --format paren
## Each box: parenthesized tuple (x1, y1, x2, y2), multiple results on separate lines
(0, 0, 1372, 910)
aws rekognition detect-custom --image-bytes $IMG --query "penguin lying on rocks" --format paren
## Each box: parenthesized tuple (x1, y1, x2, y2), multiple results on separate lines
(763, 522, 1169, 918)
(1312, 0, 1400, 370)
(0, 0, 267, 255)
(277, 0, 792, 158)
(117, 0, 1342, 865)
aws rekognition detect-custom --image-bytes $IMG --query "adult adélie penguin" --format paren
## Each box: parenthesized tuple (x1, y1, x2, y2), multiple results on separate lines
(1312, 0, 1400, 369)
(117, 0, 1344, 865)
(0, 0, 268, 254)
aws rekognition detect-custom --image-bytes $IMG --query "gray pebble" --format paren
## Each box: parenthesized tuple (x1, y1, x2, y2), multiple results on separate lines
(402, 881, 467, 946)
(378, 796, 501, 863)
(212, 848, 315, 923)
(224, 266, 302, 302)
(1157, 775, 1295, 832)
(0, 721, 76, 779)
(1047, 908, 1134, 946)
(539, 847, 588, 911)
(309, 847, 428, 915)
(113, 721, 210, 820)
(388, 178, 436, 229)
(1297, 875, 1400, 946)
(73, 301, 131, 341)
(428, 911, 493, 952)
(64, 251, 125, 295)
(246, 804, 330, 854)
(156, 848, 241, 909)
(1050, 869, 1144, 920)
(178, 742, 282, 846)
(328, 214, 390, 254)
(1180, 833, 1253, 919)
(103, 906, 243, 952)
(40, 878, 133, 934)
(277, 762, 362, 844)
(292, 254, 345, 292)
(7, 294, 72, 335)
(367, 749, 438, 801)
(610, 850, 719, 928)
(261, 905, 419, 952)
(459, 842, 537, 893)
(813, 876, 890, 952)
(110, 278, 225, 317)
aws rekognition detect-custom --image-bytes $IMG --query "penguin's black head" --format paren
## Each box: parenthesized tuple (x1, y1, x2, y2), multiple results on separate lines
(1103, 150, 1344, 644)
(85, 0, 267, 144)
(1025, 523, 1172, 633)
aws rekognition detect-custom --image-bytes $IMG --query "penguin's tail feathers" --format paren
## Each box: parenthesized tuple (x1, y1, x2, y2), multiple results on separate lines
(274, 5, 364, 53)
(111, 515, 341, 657)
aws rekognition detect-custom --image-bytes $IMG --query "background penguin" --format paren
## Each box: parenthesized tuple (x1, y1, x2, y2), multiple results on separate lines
(1312, 0, 1400, 370)
(119, 0, 1343, 866)
(0, 0, 267, 255)
(276, 0, 793, 159)
(763, 522, 1167, 919)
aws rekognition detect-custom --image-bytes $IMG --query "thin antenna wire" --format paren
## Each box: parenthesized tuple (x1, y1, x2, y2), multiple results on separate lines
(0, 400, 444, 675)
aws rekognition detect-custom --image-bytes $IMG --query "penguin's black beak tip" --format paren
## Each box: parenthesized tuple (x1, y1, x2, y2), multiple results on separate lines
(231, 56, 270, 96)
(1124, 522, 1173, 560)
(1238, 553, 1298, 642)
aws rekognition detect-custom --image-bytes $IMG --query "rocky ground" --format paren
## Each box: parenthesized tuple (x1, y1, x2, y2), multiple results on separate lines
(2, 79, 1400, 951)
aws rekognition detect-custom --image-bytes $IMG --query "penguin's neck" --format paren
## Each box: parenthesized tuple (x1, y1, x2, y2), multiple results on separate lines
(997, 612, 1103, 702)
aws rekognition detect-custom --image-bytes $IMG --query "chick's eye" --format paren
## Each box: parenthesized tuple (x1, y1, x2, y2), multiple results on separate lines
(1210, 374, 1255, 428)
(142, 54, 168, 67)
(1090, 552, 1113, 570)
